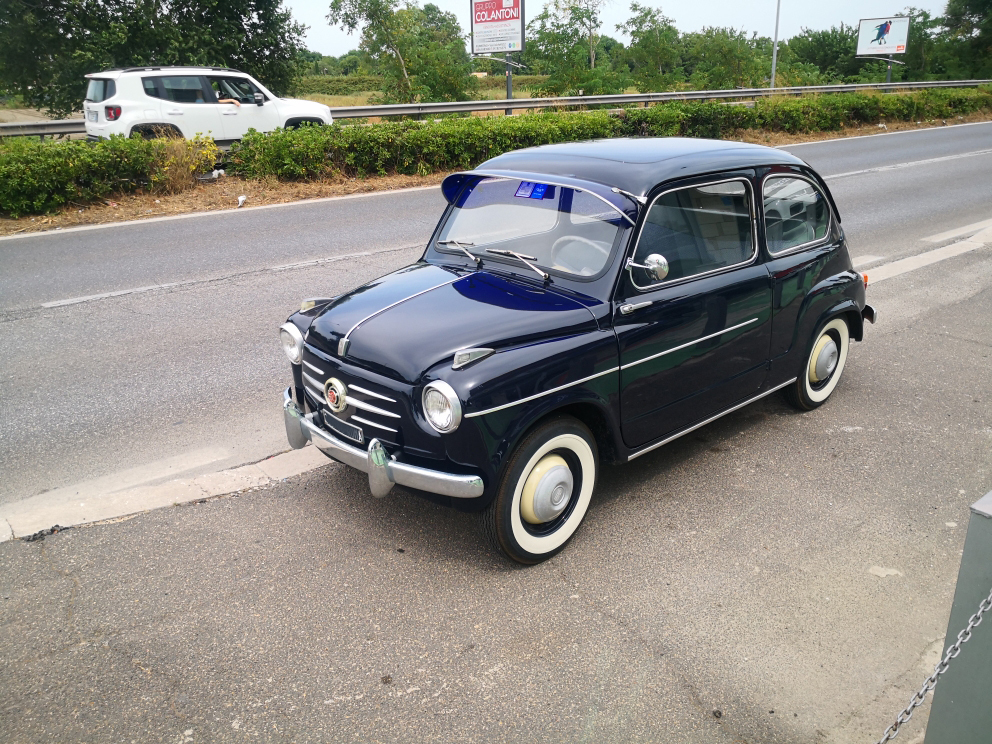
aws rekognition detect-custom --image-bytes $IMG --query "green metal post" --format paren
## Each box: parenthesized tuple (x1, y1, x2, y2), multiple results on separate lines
(924, 491, 992, 744)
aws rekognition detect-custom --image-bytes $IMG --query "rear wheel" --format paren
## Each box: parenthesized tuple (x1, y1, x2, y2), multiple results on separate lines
(481, 416, 598, 564)
(786, 316, 850, 410)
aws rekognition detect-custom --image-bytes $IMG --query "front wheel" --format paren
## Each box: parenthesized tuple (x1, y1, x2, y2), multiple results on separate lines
(786, 316, 850, 410)
(481, 416, 598, 564)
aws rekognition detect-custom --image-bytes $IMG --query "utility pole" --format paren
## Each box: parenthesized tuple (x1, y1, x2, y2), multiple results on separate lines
(769, 0, 781, 89)
(505, 52, 513, 116)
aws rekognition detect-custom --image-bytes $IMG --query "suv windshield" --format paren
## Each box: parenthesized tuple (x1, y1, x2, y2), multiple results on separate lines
(437, 177, 626, 278)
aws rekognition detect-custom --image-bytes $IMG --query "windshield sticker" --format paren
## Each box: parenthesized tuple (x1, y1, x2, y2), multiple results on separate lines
(515, 182, 551, 199)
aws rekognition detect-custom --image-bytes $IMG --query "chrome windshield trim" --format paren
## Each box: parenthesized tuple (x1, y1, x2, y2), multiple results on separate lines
(627, 378, 797, 461)
(620, 317, 760, 371)
(342, 275, 463, 347)
(351, 415, 398, 433)
(466, 171, 637, 226)
(303, 359, 324, 375)
(464, 367, 618, 419)
(349, 384, 396, 403)
(348, 397, 401, 419)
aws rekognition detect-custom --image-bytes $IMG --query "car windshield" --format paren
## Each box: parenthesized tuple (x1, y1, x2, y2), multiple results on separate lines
(436, 177, 626, 278)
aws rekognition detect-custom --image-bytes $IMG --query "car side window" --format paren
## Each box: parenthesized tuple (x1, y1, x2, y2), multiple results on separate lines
(631, 180, 754, 288)
(762, 176, 829, 254)
(157, 76, 211, 104)
(141, 77, 162, 99)
(210, 77, 260, 104)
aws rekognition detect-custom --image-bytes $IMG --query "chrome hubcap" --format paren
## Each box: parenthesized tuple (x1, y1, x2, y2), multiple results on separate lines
(810, 337, 838, 384)
(520, 454, 574, 524)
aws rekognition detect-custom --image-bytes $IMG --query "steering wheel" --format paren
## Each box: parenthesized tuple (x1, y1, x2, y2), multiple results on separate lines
(550, 235, 609, 273)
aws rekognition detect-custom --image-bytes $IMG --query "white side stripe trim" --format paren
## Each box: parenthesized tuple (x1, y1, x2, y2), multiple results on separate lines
(464, 367, 619, 418)
(620, 317, 760, 371)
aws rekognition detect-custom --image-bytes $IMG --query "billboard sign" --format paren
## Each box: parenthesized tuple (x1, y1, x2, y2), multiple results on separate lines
(470, 0, 524, 55)
(856, 17, 910, 56)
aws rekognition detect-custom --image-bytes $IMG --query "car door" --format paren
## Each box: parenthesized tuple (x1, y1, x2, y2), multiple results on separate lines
(614, 175, 772, 449)
(208, 76, 281, 139)
(153, 75, 223, 139)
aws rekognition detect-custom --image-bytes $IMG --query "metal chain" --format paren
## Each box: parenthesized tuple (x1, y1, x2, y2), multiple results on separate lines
(875, 584, 992, 744)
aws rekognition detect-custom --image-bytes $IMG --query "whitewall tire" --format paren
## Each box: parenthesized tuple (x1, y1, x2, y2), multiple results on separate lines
(481, 417, 598, 564)
(787, 317, 850, 410)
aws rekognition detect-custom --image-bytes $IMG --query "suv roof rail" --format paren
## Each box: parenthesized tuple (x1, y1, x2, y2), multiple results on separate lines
(118, 66, 247, 74)
(122, 67, 163, 72)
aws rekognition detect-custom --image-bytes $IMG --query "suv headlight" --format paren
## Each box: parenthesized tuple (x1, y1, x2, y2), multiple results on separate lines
(279, 322, 304, 364)
(422, 381, 462, 433)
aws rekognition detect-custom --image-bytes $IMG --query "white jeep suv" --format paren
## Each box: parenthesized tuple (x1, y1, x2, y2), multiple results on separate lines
(83, 67, 333, 143)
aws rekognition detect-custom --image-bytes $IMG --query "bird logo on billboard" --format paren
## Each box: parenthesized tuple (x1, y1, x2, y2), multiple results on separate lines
(871, 20, 893, 45)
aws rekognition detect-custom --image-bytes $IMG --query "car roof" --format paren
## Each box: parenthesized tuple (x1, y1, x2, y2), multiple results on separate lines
(86, 67, 247, 80)
(474, 137, 809, 196)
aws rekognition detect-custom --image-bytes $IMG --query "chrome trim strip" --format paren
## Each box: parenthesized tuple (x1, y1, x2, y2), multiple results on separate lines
(627, 177, 758, 292)
(620, 317, 760, 371)
(352, 415, 398, 433)
(302, 371, 324, 389)
(284, 388, 484, 499)
(303, 359, 324, 375)
(466, 171, 637, 226)
(304, 382, 327, 406)
(343, 275, 462, 344)
(464, 367, 619, 419)
(626, 378, 797, 461)
(761, 173, 834, 258)
(349, 384, 396, 403)
(348, 397, 401, 419)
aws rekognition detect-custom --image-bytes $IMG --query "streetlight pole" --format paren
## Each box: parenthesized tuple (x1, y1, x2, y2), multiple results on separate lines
(770, 0, 781, 89)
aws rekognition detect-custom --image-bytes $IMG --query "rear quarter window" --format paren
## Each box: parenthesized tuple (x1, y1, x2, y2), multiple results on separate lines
(85, 79, 116, 103)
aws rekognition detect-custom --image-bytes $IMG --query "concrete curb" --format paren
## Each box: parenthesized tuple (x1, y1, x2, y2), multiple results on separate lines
(0, 446, 331, 542)
(870, 228, 992, 284)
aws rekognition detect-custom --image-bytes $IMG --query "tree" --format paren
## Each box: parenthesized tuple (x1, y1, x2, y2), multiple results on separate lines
(943, 0, 992, 77)
(0, 0, 307, 118)
(328, 0, 413, 99)
(681, 28, 767, 89)
(616, 2, 681, 91)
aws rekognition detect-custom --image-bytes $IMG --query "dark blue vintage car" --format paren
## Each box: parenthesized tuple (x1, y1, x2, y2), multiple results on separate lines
(279, 137, 876, 564)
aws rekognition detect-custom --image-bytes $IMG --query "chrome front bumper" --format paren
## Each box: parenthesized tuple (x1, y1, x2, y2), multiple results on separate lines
(282, 388, 484, 500)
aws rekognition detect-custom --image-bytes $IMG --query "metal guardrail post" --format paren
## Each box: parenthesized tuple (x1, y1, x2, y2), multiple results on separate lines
(923, 491, 992, 744)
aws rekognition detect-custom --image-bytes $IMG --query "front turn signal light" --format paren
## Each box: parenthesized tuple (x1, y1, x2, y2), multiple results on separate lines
(863, 273, 869, 289)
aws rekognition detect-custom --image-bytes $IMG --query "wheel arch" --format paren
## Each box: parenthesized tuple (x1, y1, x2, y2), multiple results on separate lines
(129, 123, 183, 139)
(284, 117, 325, 129)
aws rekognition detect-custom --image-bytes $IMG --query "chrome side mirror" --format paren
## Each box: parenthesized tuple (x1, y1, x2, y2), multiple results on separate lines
(627, 253, 669, 281)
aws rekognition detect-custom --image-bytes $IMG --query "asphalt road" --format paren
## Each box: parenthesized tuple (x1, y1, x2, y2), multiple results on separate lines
(2, 123, 991, 508)
(2, 241, 991, 743)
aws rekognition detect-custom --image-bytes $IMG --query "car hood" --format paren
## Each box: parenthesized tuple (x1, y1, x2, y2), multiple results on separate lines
(306, 262, 599, 384)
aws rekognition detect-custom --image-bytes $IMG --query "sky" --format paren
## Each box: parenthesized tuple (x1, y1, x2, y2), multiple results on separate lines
(286, 0, 946, 57)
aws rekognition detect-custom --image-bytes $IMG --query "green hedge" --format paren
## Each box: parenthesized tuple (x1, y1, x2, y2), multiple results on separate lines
(229, 87, 992, 179)
(292, 75, 386, 96)
(2, 88, 990, 216)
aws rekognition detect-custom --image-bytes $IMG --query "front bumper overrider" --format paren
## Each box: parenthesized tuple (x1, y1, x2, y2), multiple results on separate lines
(282, 388, 484, 500)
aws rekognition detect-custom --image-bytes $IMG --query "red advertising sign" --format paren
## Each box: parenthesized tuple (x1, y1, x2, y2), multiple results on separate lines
(471, 0, 524, 55)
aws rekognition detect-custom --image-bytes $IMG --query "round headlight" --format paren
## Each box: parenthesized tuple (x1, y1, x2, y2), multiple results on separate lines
(279, 322, 304, 365)
(422, 380, 462, 433)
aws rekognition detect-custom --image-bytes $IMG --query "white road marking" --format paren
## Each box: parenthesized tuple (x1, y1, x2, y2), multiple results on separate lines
(823, 148, 992, 180)
(0, 184, 442, 243)
(868, 228, 992, 283)
(779, 119, 992, 148)
(40, 244, 421, 308)
(923, 217, 992, 244)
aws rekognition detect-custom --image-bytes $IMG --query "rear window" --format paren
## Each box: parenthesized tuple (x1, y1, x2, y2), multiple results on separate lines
(85, 79, 116, 103)
(142, 77, 162, 99)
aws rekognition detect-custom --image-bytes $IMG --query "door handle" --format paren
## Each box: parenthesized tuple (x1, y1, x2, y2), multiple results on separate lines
(619, 301, 653, 315)
(222, 110, 238, 116)
(166, 109, 182, 116)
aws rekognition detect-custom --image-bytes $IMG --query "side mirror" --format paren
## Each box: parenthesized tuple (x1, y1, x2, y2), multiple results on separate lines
(254, 92, 264, 106)
(627, 253, 670, 281)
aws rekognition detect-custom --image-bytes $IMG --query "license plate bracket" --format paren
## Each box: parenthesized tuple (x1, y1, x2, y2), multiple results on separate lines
(87, 110, 98, 122)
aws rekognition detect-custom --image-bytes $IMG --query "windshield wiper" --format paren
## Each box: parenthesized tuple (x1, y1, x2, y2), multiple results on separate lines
(485, 249, 550, 282)
(437, 239, 481, 266)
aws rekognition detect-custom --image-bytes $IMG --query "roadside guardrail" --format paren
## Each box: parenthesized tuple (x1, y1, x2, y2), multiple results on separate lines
(2, 79, 989, 139)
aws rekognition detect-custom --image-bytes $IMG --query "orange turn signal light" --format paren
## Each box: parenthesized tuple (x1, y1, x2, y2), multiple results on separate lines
(863, 273, 869, 289)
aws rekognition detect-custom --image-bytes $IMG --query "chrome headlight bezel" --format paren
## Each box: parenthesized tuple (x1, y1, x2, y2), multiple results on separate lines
(279, 322, 305, 365)
(422, 380, 462, 433)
